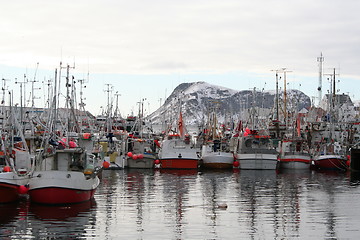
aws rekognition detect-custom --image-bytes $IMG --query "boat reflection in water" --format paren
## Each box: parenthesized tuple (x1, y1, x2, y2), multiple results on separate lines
(1, 168, 360, 239)
(29, 199, 96, 220)
(0, 202, 19, 226)
(0, 199, 97, 239)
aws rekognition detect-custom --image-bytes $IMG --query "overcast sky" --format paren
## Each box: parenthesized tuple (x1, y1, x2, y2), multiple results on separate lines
(1, 0, 359, 116)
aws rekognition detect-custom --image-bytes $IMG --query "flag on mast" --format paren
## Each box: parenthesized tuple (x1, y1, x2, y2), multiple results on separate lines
(178, 111, 184, 138)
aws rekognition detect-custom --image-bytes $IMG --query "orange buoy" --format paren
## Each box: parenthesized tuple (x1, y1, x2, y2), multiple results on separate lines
(3, 166, 11, 172)
(83, 133, 91, 139)
(103, 161, 110, 168)
(233, 161, 240, 168)
(18, 185, 28, 194)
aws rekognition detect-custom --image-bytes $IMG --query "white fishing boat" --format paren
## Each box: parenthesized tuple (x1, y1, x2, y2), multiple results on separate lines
(235, 88, 279, 170)
(0, 102, 34, 203)
(126, 137, 156, 169)
(201, 141, 235, 169)
(236, 129, 279, 170)
(0, 147, 32, 203)
(200, 109, 236, 169)
(28, 64, 101, 204)
(158, 110, 200, 169)
(126, 101, 157, 169)
(278, 139, 311, 169)
(29, 144, 101, 204)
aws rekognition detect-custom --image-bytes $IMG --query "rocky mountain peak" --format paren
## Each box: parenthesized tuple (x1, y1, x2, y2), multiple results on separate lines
(148, 82, 312, 125)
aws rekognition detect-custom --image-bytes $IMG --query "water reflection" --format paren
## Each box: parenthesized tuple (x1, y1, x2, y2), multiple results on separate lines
(157, 169, 199, 239)
(350, 171, 360, 185)
(0, 199, 96, 239)
(30, 200, 96, 220)
(1, 168, 360, 239)
(0, 202, 19, 225)
(126, 169, 155, 234)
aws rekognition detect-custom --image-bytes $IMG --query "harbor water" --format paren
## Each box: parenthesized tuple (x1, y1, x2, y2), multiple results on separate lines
(1, 169, 360, 239)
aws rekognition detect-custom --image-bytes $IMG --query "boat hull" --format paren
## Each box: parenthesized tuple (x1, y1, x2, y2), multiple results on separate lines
(29, 187, 97, 205)
(0, 172, 29, 203)
(158, 138, 200, 169)
(127, 154, 155, 169)
(202, 152, 234, 169)
(0, 183, 20, 203)
(159, 158, 199, 169)
(237, 153, 278, 170)
(29, 171, 100, 204)
(313, 155, 348, 170)
(279, 155, 311, 170)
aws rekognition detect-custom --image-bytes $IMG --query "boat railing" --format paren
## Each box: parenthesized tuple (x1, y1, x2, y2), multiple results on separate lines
(241, 148, 278, 154)
(283, 151, 311, 156)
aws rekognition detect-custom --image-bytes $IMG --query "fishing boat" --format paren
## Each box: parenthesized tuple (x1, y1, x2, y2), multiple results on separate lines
(278, 113, 312, 169)
(126, 137, 156, 169)
(126, 100, 157, 169)
(235, 88, 279, 170)
(236, 129, 279, 170)
(200, 108, 236, 169)
(201, 140, 235, 169)
(0, 141, 33, 203)
(96, 134, 125, 170)
(0, 166, 30, 203)
(0, 103, 34, 203)
(278, 139, 311, 169)
(312, 141, 348, 170)
(311, 69, 348, 171)
(158, 110, 200, 169)
(28, 64, 101, 204)
(29, 142, 101, 204)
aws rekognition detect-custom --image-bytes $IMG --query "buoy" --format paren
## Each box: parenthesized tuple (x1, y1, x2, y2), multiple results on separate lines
(154, 159, 160, 165)
(233, 161, 240, 168)
(103, 161, 110, 168)
(83, 133, 91, 139)
(132, 154, 138, 160)
(127, 152, 133, 157)
(138, 154, 144, 159)
(59, 138, 67, 148)
(18, 185, 28, 194)
(217, 202, 228, 209)
(69, 141, 77, 148)
(3, 166, 11, 172)
(84, 169, 94, 175)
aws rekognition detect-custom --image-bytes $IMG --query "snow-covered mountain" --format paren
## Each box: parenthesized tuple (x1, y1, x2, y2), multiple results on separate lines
(147, 81, 312, 125)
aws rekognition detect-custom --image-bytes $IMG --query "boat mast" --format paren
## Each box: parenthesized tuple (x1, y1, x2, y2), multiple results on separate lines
(53, 68, 58, 133)
(1, 78, 10, 130)
(282, 68, 292, 121)
(317, 53, 324, 107)
(113, 91, 121, 119)
(66, 64, 71, 133)
(332, 68, 336, 109)
(15, 75, 28, 131)
(104, 83, 113, 133)
(275, 72, 279, 121)
(271, 69, 281, 138)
